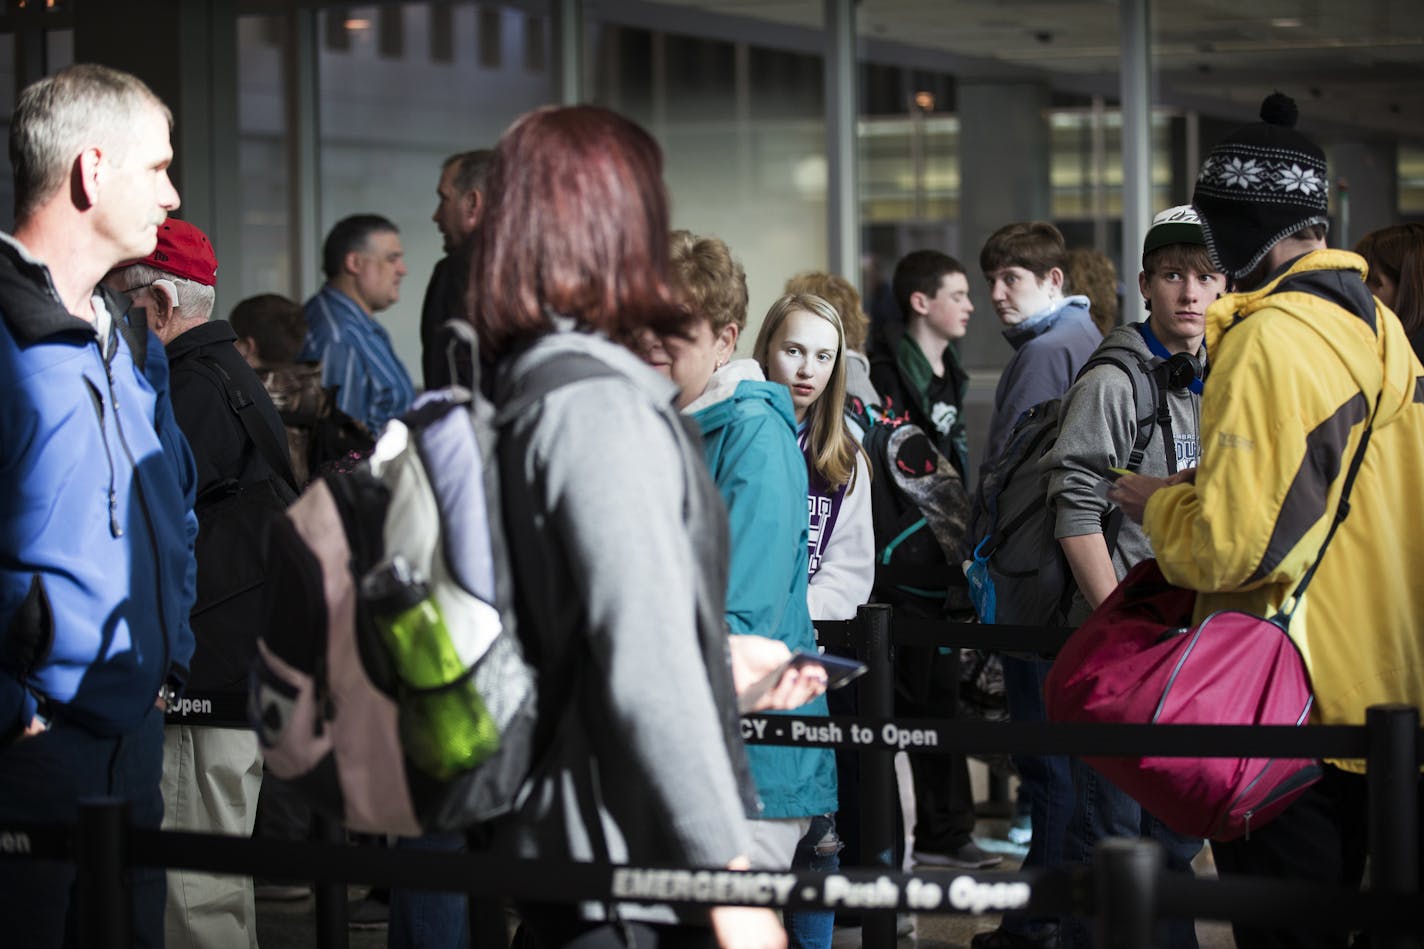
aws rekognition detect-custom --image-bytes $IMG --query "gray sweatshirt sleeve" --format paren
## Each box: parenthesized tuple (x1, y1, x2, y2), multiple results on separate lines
(1042, 362, 1139, 539)
(530, 382, 753, 866)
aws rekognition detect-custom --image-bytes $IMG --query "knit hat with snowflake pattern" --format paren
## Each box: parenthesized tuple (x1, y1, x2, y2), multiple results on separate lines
(1191, 92, 1329, 281)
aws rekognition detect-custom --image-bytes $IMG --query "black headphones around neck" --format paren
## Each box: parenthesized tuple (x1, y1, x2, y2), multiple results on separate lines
(1160, 350, 1205, 391)
(1137, 321, 1206, 393)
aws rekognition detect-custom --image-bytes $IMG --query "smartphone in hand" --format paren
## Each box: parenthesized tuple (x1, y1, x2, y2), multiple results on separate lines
(736, 650, 867, 713)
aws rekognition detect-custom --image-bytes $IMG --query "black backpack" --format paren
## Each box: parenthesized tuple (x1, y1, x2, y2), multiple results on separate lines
(964, 351, 1174, 627)
(847, 395, 972, 613)
(304, 400, 376, 480)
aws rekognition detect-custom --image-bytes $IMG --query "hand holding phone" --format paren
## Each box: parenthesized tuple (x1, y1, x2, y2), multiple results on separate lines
(736, 649, 866, 713)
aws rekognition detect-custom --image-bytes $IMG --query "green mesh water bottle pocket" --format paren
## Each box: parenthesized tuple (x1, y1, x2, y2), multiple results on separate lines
(399, 675, 502, 780)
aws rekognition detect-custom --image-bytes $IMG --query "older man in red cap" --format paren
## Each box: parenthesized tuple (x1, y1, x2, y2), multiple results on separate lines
(107, 218, 297, 949)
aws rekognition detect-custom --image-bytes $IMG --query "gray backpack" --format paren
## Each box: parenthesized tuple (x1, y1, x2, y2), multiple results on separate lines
(250, 356, 609, 835)
(965, 352, 1171, 627)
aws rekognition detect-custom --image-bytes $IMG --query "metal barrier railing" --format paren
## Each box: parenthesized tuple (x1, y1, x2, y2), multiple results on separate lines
(808, 604, 1423, 949)
(8, 602, 1414, 949)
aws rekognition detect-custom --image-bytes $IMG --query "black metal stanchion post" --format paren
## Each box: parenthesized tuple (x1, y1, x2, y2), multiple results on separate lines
(1367, 703, 1419, 949)
(76, 797, 129, 949)
(1094, 837, 1161, 949)
(858, 603, 897, 949)
(313, 812, 348, 949)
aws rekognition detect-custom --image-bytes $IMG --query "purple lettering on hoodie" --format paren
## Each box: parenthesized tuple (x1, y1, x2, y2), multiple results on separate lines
(801, 432, 847, 579)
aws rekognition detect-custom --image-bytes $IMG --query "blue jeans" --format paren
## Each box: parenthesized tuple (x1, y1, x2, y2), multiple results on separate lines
(388, 832, 469, 949)
(1059, 759, 1201, 949)
(785, 814, 840, 949)
(1000, 656, 1072, 939)
(0, 709, 167, 949)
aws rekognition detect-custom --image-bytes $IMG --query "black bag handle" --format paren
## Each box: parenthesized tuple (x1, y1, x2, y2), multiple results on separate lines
(193, 354, 300, 498)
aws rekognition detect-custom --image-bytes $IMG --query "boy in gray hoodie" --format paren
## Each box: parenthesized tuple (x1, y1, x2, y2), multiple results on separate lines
(1038, 206, 1226, 949)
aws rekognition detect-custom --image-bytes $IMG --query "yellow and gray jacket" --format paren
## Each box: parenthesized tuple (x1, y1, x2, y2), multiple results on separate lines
(1143, 249, 1424, 761)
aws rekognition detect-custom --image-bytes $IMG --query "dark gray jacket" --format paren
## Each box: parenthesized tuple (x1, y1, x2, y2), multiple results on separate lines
(493, 324, 755, 922)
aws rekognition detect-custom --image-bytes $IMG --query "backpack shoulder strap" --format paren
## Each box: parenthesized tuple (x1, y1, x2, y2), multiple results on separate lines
(495, 351, 623, 423)
(192, 354, 300, 497)
(1076, 351, 1176, 473)
(1074, 350, 1179, 554)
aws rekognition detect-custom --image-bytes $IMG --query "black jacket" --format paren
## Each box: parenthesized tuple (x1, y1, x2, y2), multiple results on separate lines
(167, 320, 292, 499)
(867, 317, 971, 480)
(166, 319, 296, 695)
(420, 254, 474, 390)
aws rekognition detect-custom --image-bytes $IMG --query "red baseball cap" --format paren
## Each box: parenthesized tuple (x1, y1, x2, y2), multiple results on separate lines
(142, 218, 218, 286)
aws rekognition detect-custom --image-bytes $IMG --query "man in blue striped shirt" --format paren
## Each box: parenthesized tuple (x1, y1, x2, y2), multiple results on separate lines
(301, 214, 416, 434)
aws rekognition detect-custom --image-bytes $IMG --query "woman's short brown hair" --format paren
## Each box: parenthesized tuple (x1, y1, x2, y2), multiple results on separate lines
(668, 230, 748, 334)
(470, 105, 683, 356)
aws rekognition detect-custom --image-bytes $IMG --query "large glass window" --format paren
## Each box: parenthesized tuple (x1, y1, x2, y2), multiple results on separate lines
(1401, 145, 1424, 218)
(237, 15, 291, 302)
(586, 19, 828, 348)
(0, 27, 71, 233)
(0, 34, 16, 232)
(1047, 107, 1172, 222)
(859, 113, 961, 225)
(308, 2, 555, 378)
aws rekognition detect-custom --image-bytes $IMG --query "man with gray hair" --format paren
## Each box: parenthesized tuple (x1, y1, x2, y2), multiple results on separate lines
(422, 148, 492, 389)
(108, 217, 295, 948)
(0, 64, 192, 947)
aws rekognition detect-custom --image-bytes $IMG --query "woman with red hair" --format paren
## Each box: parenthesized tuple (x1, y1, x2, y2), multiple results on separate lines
(470, 105, 784, 949)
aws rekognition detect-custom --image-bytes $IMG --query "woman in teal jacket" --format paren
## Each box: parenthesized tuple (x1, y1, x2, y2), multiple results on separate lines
(638, 230, 837, 946)
(687, 359, 839, 815)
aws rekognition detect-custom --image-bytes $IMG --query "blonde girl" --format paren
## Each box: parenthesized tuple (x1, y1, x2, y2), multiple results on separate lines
(754, 292, 873, 622)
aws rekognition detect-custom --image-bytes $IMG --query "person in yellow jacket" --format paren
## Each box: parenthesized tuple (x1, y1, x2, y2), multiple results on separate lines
(1110, 93, 1424, 949)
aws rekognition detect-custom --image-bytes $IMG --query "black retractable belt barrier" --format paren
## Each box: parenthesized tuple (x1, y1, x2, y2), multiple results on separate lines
(162, 691, 250, 727)
(21, 605, 1424, 949)
(813, 618, 856, 654)
(888, 616, 1074, 658)
(1368, 704, 1420, 949)
(34, 808, 1417, 926)
(740, 714, 1373, 760)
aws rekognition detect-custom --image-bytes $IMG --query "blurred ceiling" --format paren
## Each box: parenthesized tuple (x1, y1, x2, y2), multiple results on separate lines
(633, 0, 1424, 142)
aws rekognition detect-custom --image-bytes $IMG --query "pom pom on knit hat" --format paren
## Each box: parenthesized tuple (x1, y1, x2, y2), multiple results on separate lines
(1259, 92, 1298, 128)
(1191, 92, 1328, 281)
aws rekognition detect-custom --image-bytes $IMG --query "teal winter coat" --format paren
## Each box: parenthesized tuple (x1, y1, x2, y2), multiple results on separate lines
(687, 359, 838, 820)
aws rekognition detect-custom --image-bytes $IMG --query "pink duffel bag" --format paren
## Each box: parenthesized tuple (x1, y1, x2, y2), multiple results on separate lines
(1044, 557, 1320, 841)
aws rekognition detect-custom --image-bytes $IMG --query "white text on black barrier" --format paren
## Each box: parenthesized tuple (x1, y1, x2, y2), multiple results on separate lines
(610, 868, 1029, 913)
(740, 717, 939, 750)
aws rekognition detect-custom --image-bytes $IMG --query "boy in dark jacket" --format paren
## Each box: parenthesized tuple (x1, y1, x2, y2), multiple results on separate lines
(869, 249, 974, 479)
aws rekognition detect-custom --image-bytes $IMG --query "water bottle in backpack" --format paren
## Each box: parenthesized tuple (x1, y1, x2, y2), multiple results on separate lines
(361, 556, 501, 780)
